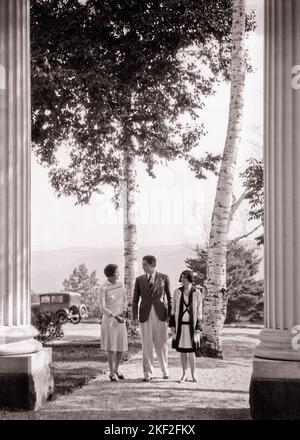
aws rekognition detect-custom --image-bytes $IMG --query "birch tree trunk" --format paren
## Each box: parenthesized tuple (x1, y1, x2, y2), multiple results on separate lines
(202, 0, 246, 358)
(122, 145, 138, 317)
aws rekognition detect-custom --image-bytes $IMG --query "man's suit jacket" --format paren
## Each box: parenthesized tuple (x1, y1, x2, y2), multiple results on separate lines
(132, 272, 172, 323)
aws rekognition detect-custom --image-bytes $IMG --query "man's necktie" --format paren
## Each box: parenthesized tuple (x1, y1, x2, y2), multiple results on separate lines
(149, 275, 154, 290)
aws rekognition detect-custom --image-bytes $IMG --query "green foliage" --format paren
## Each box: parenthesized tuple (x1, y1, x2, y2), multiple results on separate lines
(185, 241, 264, 323)
(63, 263, 101, 319)
(240, 158, 263, 222)
(32, 311, 64, 343)
(30, 0, 256, 205)
(240, 158, 264, 245)
(226, 278, 264, 324)
(125, 318, 140, 343)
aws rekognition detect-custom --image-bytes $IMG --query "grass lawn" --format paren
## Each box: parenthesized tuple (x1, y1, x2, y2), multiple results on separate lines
(49, 341, 142, 399)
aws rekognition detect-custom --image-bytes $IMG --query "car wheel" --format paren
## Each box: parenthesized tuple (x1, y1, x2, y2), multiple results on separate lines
(55, 311, 68, 324)
(79, 304, 88, 318)
(69, 314, 81, 324)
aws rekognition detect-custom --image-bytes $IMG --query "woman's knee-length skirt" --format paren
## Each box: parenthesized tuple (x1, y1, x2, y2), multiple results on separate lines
(101, 315, 128, 352)
(177, 322, 194, 353)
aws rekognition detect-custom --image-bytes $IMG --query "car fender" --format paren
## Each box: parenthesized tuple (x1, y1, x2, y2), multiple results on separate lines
(55, 308, 69, 317)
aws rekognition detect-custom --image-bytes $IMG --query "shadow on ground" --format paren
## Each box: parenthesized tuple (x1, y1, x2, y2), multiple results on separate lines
(49, 342, 142, 398)
(0, 328, 259, 420)
(5, 407, 250, 420)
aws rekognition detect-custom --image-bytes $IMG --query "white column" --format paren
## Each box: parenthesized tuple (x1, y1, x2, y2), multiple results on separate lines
(254, 0, 300, 361)
(250, 0, 300, 419)
(0, 0, 41, 355)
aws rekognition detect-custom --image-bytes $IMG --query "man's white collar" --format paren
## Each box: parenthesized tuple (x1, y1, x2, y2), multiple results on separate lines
(148, 271, 156, 279)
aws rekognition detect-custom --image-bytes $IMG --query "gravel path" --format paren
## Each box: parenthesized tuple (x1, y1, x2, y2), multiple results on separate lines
(0, 327, 260, 420)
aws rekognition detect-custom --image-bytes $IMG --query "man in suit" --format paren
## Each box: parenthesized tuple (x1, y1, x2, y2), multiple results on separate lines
(132, 255, 172, 381)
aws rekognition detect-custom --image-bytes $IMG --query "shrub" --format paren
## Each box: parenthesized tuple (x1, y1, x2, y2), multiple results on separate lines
(63, 263, 101, 320)
(32, 311, 64, 343)
(186, 241, 264, 324)
(125, 319, 140, 343)
(225, 279, 264, 323)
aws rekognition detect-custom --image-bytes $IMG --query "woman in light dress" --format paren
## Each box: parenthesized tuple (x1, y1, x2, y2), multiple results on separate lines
(169, 270, 203, 383)
(99, 264, 128, 382)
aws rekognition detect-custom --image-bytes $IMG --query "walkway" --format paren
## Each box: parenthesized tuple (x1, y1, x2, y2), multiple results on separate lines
(0, 327, 260, 420)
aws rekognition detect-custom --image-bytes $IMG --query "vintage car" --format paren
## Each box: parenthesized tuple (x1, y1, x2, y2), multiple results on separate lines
(31, 292, 88, 324)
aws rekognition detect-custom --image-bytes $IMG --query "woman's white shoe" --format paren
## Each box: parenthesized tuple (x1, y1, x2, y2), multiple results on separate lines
(179, 375, 188, 383)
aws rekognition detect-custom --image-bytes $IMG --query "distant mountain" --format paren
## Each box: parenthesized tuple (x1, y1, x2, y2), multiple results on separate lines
(31, 242, 264, 294)
(31, 244, 196, 293)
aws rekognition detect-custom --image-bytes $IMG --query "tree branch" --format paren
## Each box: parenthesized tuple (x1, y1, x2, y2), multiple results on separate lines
(232, 223, 263, 243)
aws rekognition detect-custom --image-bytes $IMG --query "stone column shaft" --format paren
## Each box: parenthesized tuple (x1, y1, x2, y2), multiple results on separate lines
(0, 0, 40, 354)
(0, 0, 53, 411)
(264, 0, 300, 331)
(250, 0, 300, 419)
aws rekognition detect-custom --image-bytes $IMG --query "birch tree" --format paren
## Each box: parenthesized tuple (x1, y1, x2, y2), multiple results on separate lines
(122, 147, 138, 308)
(31, 0, 254, 309)
(202, 0, 247, 358)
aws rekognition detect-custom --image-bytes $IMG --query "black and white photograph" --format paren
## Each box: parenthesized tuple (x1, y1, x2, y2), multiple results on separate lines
(0, 0, 299, 427)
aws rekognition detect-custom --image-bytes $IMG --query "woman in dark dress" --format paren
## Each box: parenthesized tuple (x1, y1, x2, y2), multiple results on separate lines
(169, 270, 203, 383)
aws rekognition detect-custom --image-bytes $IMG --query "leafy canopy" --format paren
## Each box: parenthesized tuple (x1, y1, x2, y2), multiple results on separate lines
(31, 0, 255, 204)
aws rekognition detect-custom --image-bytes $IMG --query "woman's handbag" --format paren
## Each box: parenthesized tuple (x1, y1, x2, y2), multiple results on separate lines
(194, 332, 202, 358)
(169, 315, 177, 349)
(195, 342, 202, 358)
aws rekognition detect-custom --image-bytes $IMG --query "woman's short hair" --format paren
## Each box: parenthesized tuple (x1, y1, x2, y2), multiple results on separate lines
(142, 255, 157, 267)
(179, 270, 194, 283)
(104, 264, 118, 278)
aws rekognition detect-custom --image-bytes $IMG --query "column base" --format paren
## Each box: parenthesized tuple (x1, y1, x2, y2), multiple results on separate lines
(250, 329, 300, 419)
(0, 325, 43, 355)
(0, 348, 53, 410)
(250, 357, 300, 419)
(254, 329, 300, 361)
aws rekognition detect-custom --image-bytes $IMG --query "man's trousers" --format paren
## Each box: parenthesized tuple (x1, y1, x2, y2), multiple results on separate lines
(140, 306, 169, 379)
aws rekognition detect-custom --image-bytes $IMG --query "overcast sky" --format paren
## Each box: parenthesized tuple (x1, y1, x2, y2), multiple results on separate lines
(31, 0, 264, 251)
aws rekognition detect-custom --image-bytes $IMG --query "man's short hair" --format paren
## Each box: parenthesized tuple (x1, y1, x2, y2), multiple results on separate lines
(104, 264, 118, 278)
(142, 255, 157, 267)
